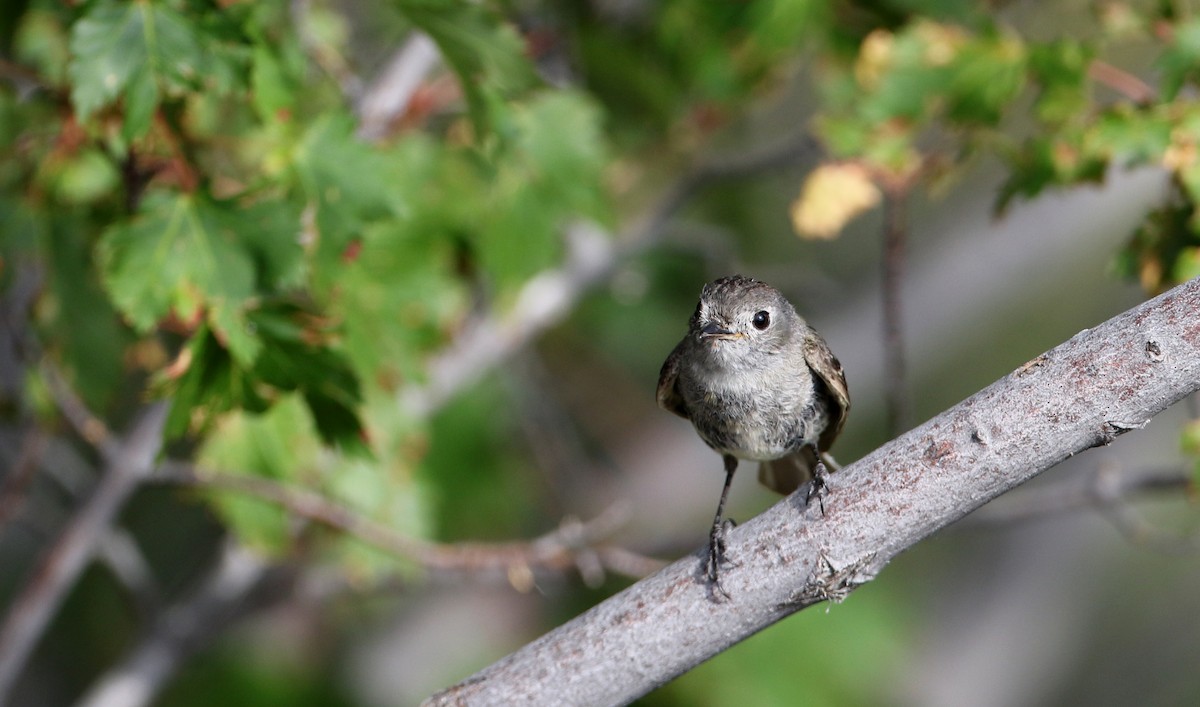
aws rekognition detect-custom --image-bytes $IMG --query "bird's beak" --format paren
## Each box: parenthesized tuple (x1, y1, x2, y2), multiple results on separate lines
(700, 322, 738, 340)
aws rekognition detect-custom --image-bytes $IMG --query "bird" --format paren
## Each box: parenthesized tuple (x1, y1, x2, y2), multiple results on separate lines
(657, 274, 850, 597)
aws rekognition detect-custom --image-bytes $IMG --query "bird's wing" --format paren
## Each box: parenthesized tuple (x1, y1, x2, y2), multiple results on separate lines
(804, 328, 850, 452)
(656, 342, 690, 419)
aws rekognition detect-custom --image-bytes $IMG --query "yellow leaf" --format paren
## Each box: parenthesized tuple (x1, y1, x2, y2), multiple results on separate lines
(790, 163, 881, 240)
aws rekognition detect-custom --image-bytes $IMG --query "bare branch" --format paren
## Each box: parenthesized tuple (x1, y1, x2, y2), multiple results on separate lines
(427, 276, 1200, 706)
(0, 404, 167, 705)
(1088, 60, 1156, 104)
(154, 463, 665, 585)
(965, 463, 1193, 527)
(75, 542, 270, 707)
(0, 426, 48, 526)
(40, 363, 117, 459)
(357, 33, 443, 142)
(96, 529, 163, 620)
(881, 183, 911, 435)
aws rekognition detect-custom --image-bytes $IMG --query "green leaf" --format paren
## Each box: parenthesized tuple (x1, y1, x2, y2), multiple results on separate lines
(1085, 105, 1172, 166)
(163, 300, 367, 453)
(98, 192, 304, 361)
(945, 33, 1026, 125)
(335, 219, 467, 381)
(98, 193, 256, 340)
(474, 91, 611, 288)
(43, 213, 128, 410)
(45, 148, 120, 205)
(396, 0, 537, 138)
(69, 0, 209, 138)
(250, 44, 294, 122)
(1159, 17, 1200, 100)
(291, 113, 415, 286)
(122, 65, 159, 142)
(1028, 39, 1093, 125)
(197, 395, 321, 553)
(251, 304, 367, 454)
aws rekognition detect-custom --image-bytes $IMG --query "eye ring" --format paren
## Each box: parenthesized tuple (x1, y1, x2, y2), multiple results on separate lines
(752, 310, 771, 330)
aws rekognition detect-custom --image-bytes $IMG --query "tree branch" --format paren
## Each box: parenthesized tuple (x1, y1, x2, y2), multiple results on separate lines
(75, 541, 271, 707)
(0, 404, 167, 704)
(153, 463, 664, 586)
(426, 276, 1200, 706)
(881, 182, 911, 435)
(964, 463, 1193, 527)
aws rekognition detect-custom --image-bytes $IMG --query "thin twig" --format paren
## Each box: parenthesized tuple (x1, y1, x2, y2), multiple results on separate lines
(881, 183, 911, 435)
(356, 32, 443, 141)
(39, 363, 117, 459)
(0, 426, 48, 527)
(963, 464, 1193, 527)
(1088, 60, 1156, 104)
(965, 461, 1199, 555)
(153, 462, 665, 584)
(0, 404, 167, 705)
(75, 541, 271, 707)
(96, 529, 163, 620)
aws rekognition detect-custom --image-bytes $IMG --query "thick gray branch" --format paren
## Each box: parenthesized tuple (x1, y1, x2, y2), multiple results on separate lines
(427, 277, 1200, 706)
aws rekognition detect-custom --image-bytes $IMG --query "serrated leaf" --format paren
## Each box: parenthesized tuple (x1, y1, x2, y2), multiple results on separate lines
(163, 324, 269, 440)
(99, 192, 303, 362)
(163, 301, 366, 453)
(247, 303, 367, 453)
(292, 113, 412, 280)
(69, 2, 152, 121)
(99, 193, 256, 341)
(1086, 106, 1172, 165)
(945, 34, 1026, 125)
(69, 0, 208, 137)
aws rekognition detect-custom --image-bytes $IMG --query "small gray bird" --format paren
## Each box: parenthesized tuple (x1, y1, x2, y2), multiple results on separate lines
(657, 274, 849, 596)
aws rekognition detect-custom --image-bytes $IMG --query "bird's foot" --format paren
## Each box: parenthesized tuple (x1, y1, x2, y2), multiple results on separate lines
(805, 459, 829, 516)
(705, 518, 738, 600)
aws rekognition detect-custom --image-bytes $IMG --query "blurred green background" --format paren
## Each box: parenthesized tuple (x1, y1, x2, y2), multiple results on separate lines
(1, 0, 1199, 705)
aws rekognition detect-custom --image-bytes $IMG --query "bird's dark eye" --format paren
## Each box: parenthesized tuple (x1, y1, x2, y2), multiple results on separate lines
(752, 310, 771, 330)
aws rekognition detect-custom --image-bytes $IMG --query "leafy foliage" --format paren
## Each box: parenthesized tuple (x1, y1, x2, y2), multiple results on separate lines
(3, 0, 612, 570)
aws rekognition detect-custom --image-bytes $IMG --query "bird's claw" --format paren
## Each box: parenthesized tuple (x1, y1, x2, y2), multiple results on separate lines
(705, 518, 738, 600)
(805, 460, 830, 516)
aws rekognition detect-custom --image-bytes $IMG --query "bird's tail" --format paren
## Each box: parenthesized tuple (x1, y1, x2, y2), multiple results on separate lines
(758, 449, 841, 495)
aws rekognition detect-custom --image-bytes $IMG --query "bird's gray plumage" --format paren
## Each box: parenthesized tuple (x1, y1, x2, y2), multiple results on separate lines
(657, 274, 849, 494)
